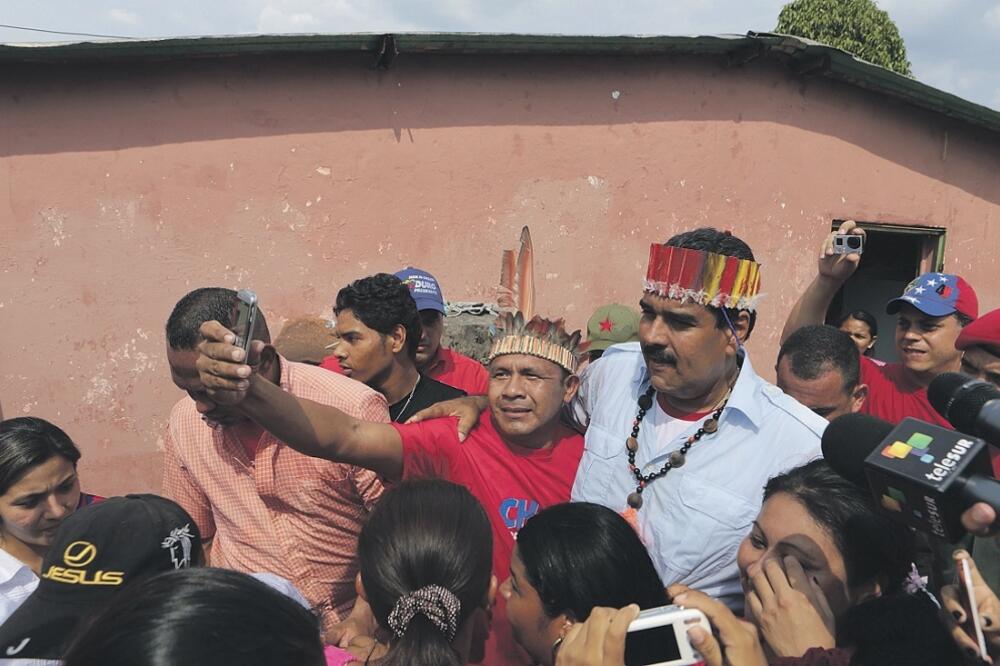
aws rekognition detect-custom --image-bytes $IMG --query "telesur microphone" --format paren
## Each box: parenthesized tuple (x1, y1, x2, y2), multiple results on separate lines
(928, 372, 1000, 445)
(822, 413, 997, 541)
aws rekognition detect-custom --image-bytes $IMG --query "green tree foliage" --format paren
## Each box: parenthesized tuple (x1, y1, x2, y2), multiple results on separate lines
(776, 0, 912, 76)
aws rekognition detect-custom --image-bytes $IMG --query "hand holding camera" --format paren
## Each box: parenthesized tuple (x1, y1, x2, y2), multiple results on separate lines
(667, 587, 768, 666)
(819, 220, 865, 285)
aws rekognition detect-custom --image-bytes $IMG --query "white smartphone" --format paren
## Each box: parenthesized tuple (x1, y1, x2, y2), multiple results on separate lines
(959, 558, 989, 660)
(624, 604, 710, 666)
(231, 289, 259, 352)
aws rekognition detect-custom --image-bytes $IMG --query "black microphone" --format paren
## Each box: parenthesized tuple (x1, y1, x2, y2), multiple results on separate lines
(822, 413, 1000, 540)
(929, 372, 1000, 445)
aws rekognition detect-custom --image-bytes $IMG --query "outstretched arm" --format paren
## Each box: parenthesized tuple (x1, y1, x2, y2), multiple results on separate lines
(196, 321, 403, 480)
(780, 220, 865, 345)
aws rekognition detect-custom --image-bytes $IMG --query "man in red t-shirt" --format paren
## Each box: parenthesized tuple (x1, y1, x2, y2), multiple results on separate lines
(195, 311, 585, 664)
(321, 267, 489, 395)
(782, 220, 978, 427)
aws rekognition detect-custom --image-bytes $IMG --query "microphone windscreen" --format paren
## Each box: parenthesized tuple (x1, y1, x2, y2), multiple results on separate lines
(928, 372, 976, 421)
(821, 413, 894, 487)
(930, 373, 1000, 435)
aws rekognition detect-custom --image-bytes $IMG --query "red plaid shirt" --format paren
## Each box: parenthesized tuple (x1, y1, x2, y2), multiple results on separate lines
(163, 356, 387, 630)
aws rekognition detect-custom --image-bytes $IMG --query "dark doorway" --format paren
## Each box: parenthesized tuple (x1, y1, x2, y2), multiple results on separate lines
(825, 222, 946, 363)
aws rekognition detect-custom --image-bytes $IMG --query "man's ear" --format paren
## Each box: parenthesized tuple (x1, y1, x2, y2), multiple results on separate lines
(257, 344, 280, 382)
(562, 373, 581, 404)
(388, 324, 408, 355)
(730, 310, 752, 345)
(851, 383, 869, 413)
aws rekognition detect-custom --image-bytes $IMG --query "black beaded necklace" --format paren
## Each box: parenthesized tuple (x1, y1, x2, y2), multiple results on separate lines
(625, 386, 730, 509)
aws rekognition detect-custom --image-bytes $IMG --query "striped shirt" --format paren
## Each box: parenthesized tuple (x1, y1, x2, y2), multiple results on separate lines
(163, 356, 388, 630)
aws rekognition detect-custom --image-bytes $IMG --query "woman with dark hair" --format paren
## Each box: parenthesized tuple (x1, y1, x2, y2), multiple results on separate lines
(503, 502, 669, 665)
(837, 310, 880, 359)
(62, 567, 326, 666)
(560, 461, 966, 665)
(669, 459, 964, 666)
(0, 417, 100, 622)
(355, 478, 495, 666)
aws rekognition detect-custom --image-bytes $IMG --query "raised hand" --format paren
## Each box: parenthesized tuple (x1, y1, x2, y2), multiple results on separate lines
(745, 556, 836, 658)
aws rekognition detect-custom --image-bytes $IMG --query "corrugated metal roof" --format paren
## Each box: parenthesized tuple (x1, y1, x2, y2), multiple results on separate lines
(1, 31, 998, 135)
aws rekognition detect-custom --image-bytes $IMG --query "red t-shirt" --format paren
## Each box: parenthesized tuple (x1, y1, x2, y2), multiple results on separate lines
(320, 347, 489, 395)
(392, 413, 583, 666)
(859, 357, 1000, 476)
(319, 355, 344, 373)
(392, 413, 582, 581)
(859, 356, 952, 428)
(423, 347, 490, 395)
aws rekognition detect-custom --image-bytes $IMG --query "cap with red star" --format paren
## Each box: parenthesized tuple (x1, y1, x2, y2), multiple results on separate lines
(587, 304, 639, 352)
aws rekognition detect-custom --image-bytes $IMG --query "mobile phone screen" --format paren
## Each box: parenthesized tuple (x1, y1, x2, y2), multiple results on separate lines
(624, 624, 682, 665)
(231, 299, 256, 351)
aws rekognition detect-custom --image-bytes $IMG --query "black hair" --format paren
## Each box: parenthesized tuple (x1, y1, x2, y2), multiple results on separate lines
(63, 568, 325, 666)
(763, 460, 914, 592)
(166, 287, 270, 351)
(956, 312, 975, 327)
(358, 479, 493, 666)
(836, 309, 879, 339)
(838, 591, 966, 665)
(777, 325, 860, 393)
(0, 417, 81, 497)
(516, 502, 668, 622)
(334, 274, 422, 360)
(664, 228, 758, 340)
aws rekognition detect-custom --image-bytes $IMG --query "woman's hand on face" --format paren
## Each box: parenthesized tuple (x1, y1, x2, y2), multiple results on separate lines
(941, 549, 1000, 663)
(745, 556, 836, 658)
(554, 605, 638, 666)
(667, 586, 768, 666)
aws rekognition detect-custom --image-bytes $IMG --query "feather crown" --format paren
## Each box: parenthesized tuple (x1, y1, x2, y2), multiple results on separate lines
(487, 311, 587, 374)
(644, 244, 762, 312)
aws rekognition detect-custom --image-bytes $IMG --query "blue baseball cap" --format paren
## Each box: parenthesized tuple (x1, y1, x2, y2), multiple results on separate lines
(394, 267, 445, 313)
(885, 272, 979, 319)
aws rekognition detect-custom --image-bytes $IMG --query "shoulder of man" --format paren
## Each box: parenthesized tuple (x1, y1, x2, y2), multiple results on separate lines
(442, 346, 485, 369)
(168, 394, 198, 422)
(419, 374, 467, 399)
(166, 396, 211, 447)
(284, 359, 388, 418)
(585, 341, 645, 382)
(756, 379, 828, 440)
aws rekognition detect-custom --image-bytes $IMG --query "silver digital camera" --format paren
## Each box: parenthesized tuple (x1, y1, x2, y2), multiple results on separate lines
(832, 233, 864, 254)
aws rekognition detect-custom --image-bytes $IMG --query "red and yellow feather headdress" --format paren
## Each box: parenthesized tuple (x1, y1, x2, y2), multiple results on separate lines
(644, 244, 762, 311)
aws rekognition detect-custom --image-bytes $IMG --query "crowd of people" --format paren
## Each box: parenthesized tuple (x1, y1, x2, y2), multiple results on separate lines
(3, 223, 1000, 665)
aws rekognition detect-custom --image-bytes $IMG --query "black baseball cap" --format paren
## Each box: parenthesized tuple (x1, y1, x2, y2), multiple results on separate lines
(0, 494, 201, 660)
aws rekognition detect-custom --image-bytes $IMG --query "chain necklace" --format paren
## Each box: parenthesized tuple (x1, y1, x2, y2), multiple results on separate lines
(392, 375, 421, 423)
(625, 386, 730, 509)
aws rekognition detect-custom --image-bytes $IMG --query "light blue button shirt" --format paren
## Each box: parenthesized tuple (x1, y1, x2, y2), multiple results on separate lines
(570, 342, 825, 609)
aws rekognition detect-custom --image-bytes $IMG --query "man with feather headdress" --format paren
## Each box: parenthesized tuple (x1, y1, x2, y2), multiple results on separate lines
(192, 309, 586, 663)
(570, 228, 824, 611)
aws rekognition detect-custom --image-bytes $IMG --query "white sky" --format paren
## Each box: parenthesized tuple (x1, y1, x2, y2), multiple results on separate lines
(2, 0, 999, 111)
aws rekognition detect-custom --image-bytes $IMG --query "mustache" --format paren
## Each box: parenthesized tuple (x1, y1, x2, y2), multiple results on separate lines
(641, 345, 677, 365)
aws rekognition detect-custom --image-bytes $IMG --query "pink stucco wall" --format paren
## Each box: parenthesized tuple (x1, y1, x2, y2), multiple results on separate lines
(2, 51, 999, 495)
